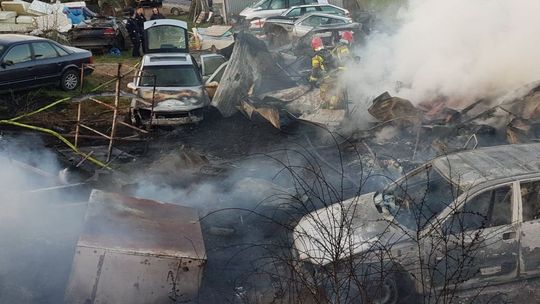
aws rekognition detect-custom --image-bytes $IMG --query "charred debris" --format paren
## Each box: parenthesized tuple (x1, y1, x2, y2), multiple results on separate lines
(1, 28, 540, 304)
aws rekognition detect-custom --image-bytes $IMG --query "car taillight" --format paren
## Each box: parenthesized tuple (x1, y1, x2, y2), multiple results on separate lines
(89, 56, 94, 64)
(104, 28, 115, 36)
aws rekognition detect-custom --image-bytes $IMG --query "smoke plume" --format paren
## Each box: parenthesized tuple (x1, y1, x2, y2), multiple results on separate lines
(346, 0, 540, 109)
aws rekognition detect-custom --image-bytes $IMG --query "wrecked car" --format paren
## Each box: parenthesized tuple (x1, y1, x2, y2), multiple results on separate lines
(127, 19, 224, 127)
(68, 16, 127, 52)
(294, 143, 540, 303)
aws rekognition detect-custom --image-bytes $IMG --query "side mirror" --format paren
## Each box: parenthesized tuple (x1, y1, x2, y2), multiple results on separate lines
(1, 60, 13, 68)
(127, 82, 137, 90)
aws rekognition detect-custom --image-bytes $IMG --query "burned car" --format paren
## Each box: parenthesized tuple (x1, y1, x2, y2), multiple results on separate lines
(127, 19, 224, 127)
(293, 143, 540, 303)
(68, 16, 127, 52)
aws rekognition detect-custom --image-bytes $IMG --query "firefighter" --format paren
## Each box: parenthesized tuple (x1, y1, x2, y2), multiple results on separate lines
(125, 9, 141, 57)
(308, 36, 341, 109)
(331, 31, 353, 69)
(308, 36, 328, 86)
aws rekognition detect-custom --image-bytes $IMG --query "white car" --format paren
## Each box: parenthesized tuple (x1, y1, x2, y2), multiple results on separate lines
(238, 0, 318, 25)
(127, 19, 225, 127)
(294, 143, 540, 302)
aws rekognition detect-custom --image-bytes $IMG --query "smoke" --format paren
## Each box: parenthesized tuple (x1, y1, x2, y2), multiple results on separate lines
(346, 0, 540, 109)
(0, 135, 87, 304)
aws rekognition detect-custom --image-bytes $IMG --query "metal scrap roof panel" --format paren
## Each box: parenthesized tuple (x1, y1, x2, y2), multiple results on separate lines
(78, 190, 206, 260)
(433, 143, 540, 188)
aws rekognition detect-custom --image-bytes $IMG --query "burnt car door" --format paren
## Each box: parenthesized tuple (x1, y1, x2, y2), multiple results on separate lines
(431, 183, 519, 289)
(0, 43, 34, 90)
(143, 19, 189, 54)
(31, 41, 63, 83)
(517, 179, 540, 277)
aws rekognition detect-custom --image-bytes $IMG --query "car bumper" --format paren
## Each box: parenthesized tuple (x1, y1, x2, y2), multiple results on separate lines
(136, 107, 205, 126)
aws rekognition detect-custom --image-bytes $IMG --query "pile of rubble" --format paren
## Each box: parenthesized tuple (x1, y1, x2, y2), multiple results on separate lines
(0, 0, 87, 34)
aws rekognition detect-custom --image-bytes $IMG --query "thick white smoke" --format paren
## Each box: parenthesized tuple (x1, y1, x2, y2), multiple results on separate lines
(347, 0, 540, 109)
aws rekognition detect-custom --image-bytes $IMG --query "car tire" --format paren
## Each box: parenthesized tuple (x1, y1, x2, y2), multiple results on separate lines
(60, 69, 80, 91)
(171, 8, 180, 16)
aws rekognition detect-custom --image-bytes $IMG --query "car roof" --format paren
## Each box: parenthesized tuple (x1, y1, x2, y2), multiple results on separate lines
(300, 12, 349, 19)
(286, 3, 342, 10)
(141, 53, 194, 66)
(0, 34, 47, 45)
(433, 143, 540, 189)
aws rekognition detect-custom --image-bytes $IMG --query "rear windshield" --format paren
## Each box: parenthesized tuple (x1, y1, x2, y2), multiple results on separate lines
(140, 65, 201, 87)
(146, 25, 187, 51)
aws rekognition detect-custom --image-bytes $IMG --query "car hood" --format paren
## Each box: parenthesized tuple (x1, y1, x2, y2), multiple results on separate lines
(293, 192, 406, 265)
(135, 87, 209, 111)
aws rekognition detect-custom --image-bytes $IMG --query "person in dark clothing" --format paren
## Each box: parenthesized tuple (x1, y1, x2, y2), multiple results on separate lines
(125, 8, 141, 57)
(150, 7, 165, 20)
(134, 7, 146, 53)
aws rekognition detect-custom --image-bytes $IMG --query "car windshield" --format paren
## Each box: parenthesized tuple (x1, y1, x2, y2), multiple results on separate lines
(140, 65, 201, 87)
(375, 164, 462, 231)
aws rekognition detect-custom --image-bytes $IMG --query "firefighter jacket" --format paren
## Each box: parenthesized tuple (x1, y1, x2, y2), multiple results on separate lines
(309, 50, 329, 83)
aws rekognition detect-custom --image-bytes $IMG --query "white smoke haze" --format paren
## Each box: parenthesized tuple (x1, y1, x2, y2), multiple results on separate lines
(347, 0, 540, 109)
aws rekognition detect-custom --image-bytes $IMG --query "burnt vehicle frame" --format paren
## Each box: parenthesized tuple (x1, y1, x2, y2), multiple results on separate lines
(127, 19, 225, 128)
(293, 143, 540, 303)
(68, 15, 128, 52)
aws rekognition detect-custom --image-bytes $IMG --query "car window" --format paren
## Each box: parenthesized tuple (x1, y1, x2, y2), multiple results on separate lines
(321, 6, 343, 15)
(521, 181, 540, 221)
(289, 0, 302, 6)
(146, 25, 187, 51)
(269, 0, 286, 10)
(32, 42, 58, 60)
(250, 0, 270, 9)
(286, 7, 301, 16)
(305, 6, 317, 13)
(140, 65, 201, 87)
(208, 62, 227, 83)
(202, 55, 227, 77)
(3, 44, 32, 64)
(52, 44, 69, 56)
(445, 185, 513, 234)
(327, 17, 345, 24)
(301, 15, 323, 26)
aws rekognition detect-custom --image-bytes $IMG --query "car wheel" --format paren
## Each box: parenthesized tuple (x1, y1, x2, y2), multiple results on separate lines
(171, 8, 180, 16)
(61, 69, 80, 91)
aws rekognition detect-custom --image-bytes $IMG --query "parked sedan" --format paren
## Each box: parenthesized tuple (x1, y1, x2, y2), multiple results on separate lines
(264, 12, 354, 46)
(251, 3, 349, 30)
(0, 35, 93, 92)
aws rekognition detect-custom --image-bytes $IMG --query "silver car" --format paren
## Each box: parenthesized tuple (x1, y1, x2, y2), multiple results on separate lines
(239, 0, 318, 24)
(294, 143, 540, 302)
(127, 19, 224, 127)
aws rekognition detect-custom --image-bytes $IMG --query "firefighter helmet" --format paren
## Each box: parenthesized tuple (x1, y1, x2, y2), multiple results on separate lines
(311, 36, 324, 51)
(341, 31, 353, 44)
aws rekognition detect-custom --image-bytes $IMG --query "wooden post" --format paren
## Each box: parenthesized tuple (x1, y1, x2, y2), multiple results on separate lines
(106, 63, 122, 163)
(75, 101, 82, 148)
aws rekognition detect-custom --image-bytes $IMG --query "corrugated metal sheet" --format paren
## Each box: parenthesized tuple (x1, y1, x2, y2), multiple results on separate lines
(226, 0, 255, 15)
